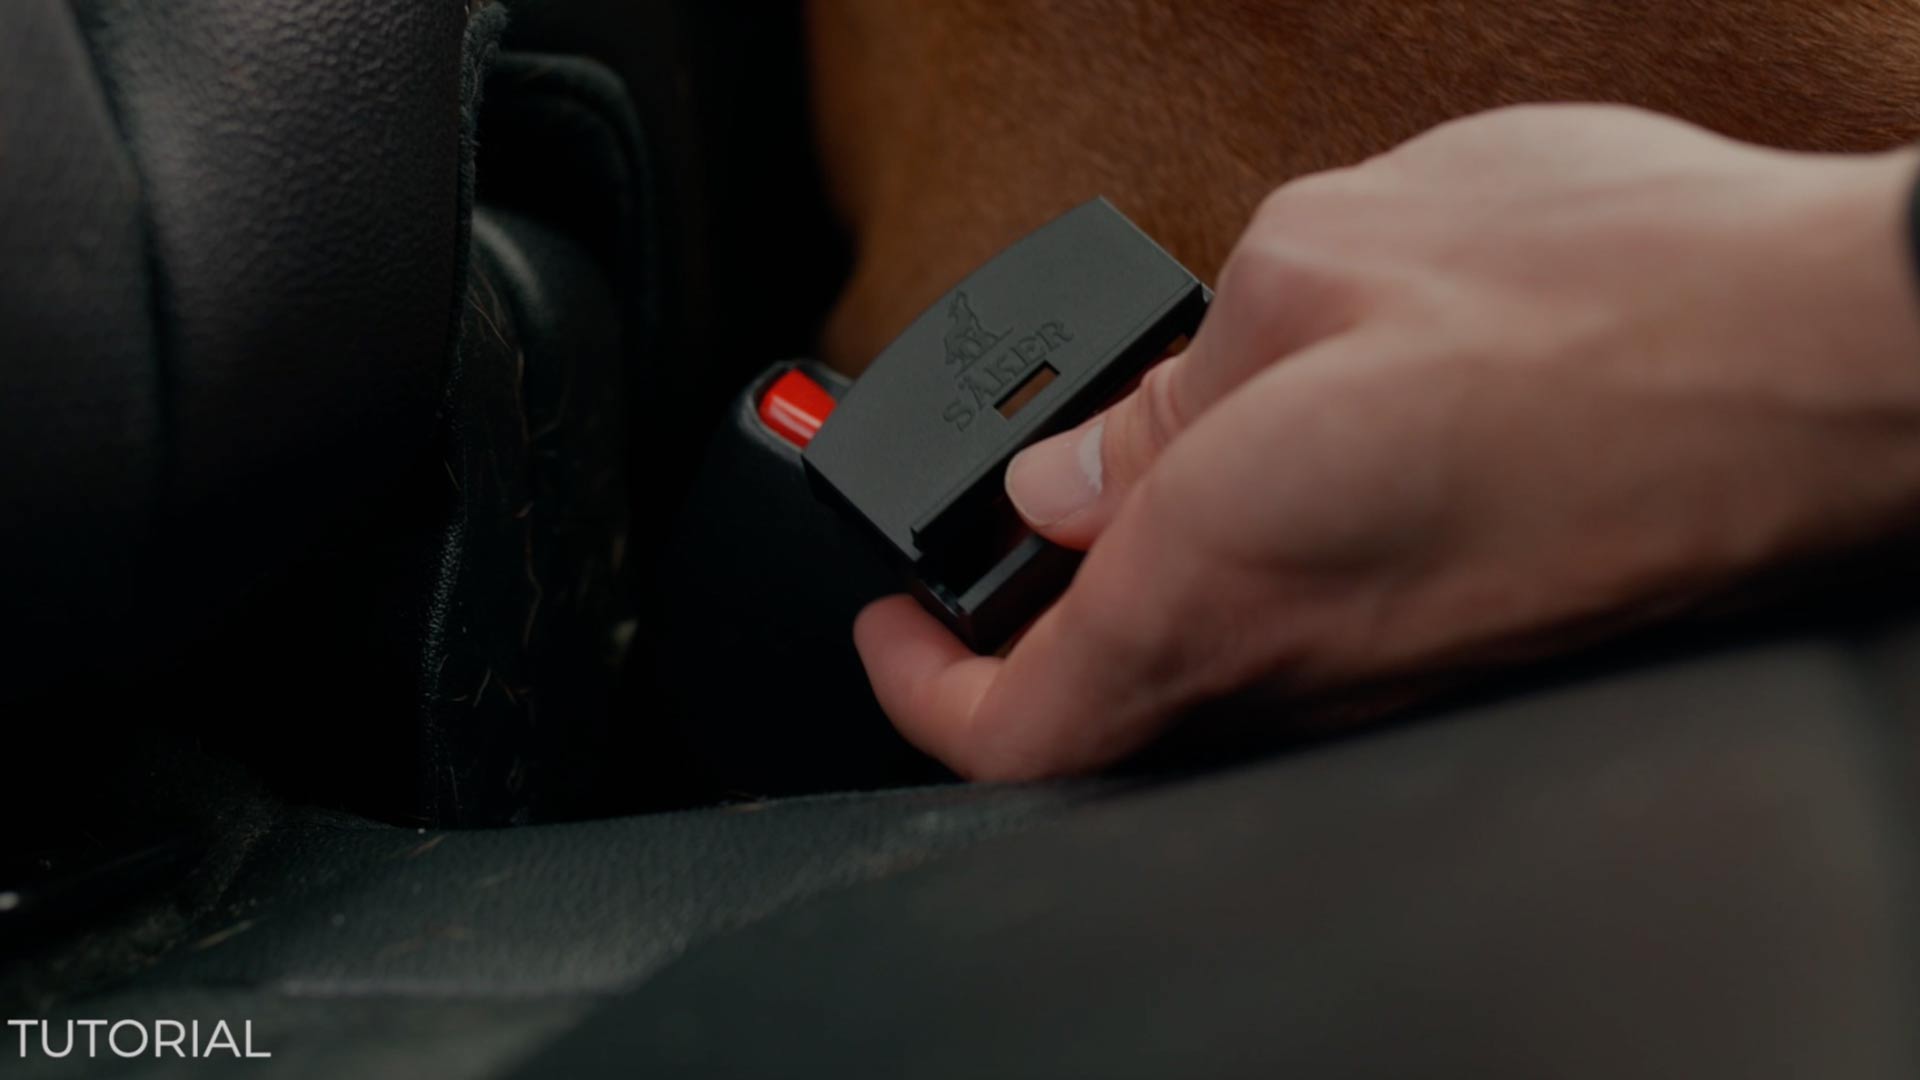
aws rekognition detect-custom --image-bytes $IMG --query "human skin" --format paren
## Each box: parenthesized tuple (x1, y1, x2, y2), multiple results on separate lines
(853, 105, 1920, 781)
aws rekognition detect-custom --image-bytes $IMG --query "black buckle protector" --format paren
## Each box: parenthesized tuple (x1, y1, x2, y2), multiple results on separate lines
(803, 198, 1209, 651)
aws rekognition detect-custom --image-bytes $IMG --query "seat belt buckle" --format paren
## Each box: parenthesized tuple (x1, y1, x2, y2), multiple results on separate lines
(802, 198, 1210, 652)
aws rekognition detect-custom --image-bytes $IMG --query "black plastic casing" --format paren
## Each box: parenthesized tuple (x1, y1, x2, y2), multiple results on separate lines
(803, 198, 1209, 651)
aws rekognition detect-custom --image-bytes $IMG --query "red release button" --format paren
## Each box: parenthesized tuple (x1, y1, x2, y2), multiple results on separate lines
(757, 368, 838, 448)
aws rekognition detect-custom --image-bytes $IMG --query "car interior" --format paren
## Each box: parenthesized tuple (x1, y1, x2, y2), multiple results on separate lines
(4, 1, 1919, 1076)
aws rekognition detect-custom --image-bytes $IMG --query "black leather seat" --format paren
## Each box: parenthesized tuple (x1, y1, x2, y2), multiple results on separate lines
(1, 0, 652, 826)
(13, 621, 1920, 1078)
(3, 0, 475, 679)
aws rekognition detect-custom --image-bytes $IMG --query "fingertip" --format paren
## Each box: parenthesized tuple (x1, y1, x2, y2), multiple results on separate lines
(851, 594, 917, 651)
(1005, 420, 1107, 549)
(852, 596, 958, 693)
(852, 595, 1001, 768)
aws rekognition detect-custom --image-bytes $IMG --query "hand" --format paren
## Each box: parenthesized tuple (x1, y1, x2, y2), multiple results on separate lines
(855, 105, 1920, 781)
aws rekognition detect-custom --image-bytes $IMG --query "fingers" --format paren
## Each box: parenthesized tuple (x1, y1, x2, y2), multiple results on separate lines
(1004, 352, 1192, 548)
(854, 492, 1201, 781)
(852, 596, 1000, 768)
(854, 593, 1158, 782)
(1005, 209, 1359, 549)
(864, 179, 1385, 776)
(860, 347, 1366, 779)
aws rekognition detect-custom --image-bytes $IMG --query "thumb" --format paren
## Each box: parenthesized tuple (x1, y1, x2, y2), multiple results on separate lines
(1006, 193, 1363, 546)
(1005, 350, 1197, 548)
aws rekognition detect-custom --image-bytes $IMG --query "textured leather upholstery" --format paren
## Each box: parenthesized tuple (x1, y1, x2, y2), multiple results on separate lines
(0, 0, 659, 825)
(69, 0, 468, 511)
(1, 0, 168, 681)
(13, 621, 1920, 1079)
(1, 0, 477, 683)
(13, 781, 1107, 1078)
(529, 636, 1920, 1079)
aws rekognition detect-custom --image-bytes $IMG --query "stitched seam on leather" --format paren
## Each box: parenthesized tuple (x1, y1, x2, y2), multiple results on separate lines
(59, 0, 178, 541)
(419, 1, 510, 825)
